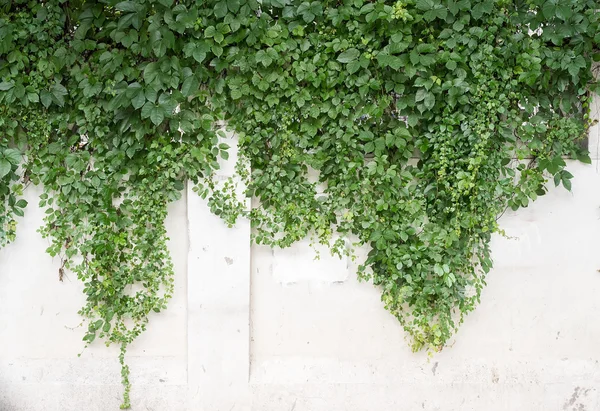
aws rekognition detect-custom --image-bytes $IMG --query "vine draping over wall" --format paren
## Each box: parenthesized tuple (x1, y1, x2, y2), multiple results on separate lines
(0, 0, 598, 408)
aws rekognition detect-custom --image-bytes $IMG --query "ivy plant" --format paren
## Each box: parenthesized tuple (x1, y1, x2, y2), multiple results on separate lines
(0, 0, 598, 408)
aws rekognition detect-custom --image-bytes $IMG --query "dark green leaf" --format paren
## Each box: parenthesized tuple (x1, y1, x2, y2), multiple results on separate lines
(115, 1, 139, 12)
(182, 76, 199, 97)
(131, 91, 146, 110)
(40, 91, 53, 108)
(150, 106, 165, 125)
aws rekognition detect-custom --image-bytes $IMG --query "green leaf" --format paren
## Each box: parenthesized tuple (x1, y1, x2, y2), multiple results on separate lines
(57, 176, 72, 186)
(415, 0, 435, 10)
(211, 44, 223, 57)
(145, 88, 158, 103)
(40, 91, 52, 108)
(181, 76, 199, 97)
(150, 106, 165, 125)
(337, 48, 360, 63)
(47, 143, 62, 154)
(423, 93, 435, 110)
(0, 160, 11, 179)
(227, 0, 241, 12)
(50, 83, 68, 107)
(83, 333, 96, 344)
(577, 153, 592, 164)
(471, 0, 493, 19)
(115, 1, 139, 12)
(131, 91, 146, 110)
(143, 62, 159, 84)
(448, 0, 470, 14)
(204, 26, 216, 38)
(141, 102, 153, 119)
(415, 89, 428, 102)
(3, 149, 21, 165)
(419, 54, 436, 66)
(377, 53, 402, 70)
(424, 6, 448, 21)
(256, 50, 273, 67)
(214, 2, 228, 18)
(0, 81, 14, 91)
(555, 4, 573, 20)
(193, 49, 207, 63)
(27, 92, 39, 103)
(93, 320, 103, 331)
(453, 21, 464, 31)
(542, 0, 572, 20)
(15, 199, 28, 208)
(230, 88, 242, 99)
(347, 61, 361, 74)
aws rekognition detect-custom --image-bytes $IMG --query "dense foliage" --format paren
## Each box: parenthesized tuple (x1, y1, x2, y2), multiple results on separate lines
(0, 0, 598, 407)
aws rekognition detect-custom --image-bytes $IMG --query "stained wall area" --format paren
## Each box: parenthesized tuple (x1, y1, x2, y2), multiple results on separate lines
(1, 95, 600, 410)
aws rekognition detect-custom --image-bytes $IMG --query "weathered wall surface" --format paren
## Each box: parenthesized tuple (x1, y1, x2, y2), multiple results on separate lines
(250, 159, 600, 411)
(1, 97, 600, 410)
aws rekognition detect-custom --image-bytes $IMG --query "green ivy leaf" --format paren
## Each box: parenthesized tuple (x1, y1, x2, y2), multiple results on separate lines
(471, 0, 493, 19)
(150, 106, 165, 125)
(377, 53, 402, 70)
(423, 6, 448, 21)
(0, 160, 11, 179)
(214, 2, 228, 18)
(0, 81, 14, 91)
(50, 83, 68, 107)
(181, 76, 199, 97)
(347, 60, 361, 74)
(193, 49, 207, 63)
(40, 90, 53, 108)
(115, 1, 140, 12)
(337, 48, 360, 63)
(3, 149, 21, 165)
(131, 91, 145, 110)
(256, 50, 273, 67)
(227, 0, 241, 12)
(423, 93, 435, 110)
(204, 26, 216, 38)
(416, 0, 436, 10)
(27, 92, 39, 103)
(141, 102, 153, 119)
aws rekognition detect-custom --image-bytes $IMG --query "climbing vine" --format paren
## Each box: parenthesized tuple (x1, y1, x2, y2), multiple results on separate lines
(0, 0, 598, 407)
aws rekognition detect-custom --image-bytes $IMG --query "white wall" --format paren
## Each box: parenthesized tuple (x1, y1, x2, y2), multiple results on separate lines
(1, 97, 600, 410)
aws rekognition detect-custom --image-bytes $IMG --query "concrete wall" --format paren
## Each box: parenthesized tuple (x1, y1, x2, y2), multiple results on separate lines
(1, 98, 600, 410)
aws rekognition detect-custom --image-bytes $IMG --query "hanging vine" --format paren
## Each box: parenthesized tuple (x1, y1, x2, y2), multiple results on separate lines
(0, 0, 598, 408)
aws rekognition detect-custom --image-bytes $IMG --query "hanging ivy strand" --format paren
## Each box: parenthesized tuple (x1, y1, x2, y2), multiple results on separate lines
(0, 0, 598, 408)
